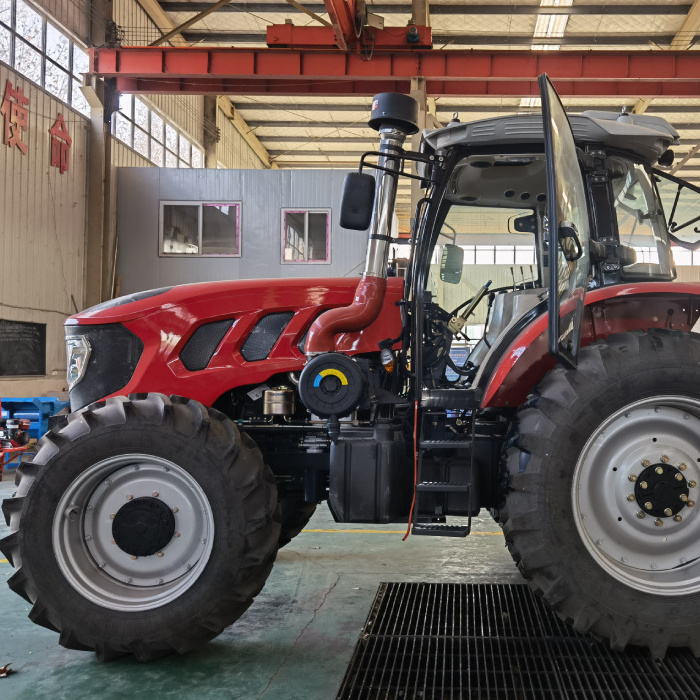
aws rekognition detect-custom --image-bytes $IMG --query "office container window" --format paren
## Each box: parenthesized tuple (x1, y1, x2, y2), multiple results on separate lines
(161, 202, 241, 257)
(0, 0, 90, 116)
(282, 210, 331, 263)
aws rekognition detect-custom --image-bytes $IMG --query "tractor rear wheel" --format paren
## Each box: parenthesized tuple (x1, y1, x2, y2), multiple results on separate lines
(501, 330, 700, 657)
(0, 394, 280, 661)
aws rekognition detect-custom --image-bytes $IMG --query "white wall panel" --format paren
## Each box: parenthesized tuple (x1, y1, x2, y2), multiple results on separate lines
(0, 64, 88, 395)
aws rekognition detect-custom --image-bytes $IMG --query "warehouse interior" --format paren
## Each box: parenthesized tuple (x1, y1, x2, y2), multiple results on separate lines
(3, 0, 700, 697)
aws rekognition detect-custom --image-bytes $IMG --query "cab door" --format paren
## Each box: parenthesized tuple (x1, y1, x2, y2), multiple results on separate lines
(540, 74, 592, 369)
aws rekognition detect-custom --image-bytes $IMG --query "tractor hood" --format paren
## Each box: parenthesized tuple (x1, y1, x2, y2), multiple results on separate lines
(67, 277, 403, 327)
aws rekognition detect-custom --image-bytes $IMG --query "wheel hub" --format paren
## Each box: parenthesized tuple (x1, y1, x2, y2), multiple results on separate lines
(634, 464, 689, 518)
(573, 397, 700, 596)
(112, 497, 176, 557)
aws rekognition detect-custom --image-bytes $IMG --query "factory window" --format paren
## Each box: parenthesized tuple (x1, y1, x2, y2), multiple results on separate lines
(114, 94, 203, 169)
(282, 210, 331, 263)
(160, 202, 241, 256)
(0, 0, 90, 116)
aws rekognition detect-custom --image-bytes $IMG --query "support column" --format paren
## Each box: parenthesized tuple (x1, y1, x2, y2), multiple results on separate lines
(203, 95, 219, 168)
(83, 0, 114, 308)
(82, 77, 113, 308)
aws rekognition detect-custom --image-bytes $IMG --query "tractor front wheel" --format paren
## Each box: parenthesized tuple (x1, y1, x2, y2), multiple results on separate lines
(0, 394, 280, 661)
(502, 330, 700, 657)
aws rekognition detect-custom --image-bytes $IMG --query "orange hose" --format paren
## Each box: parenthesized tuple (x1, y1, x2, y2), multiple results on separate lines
(402, 400, 419, 541)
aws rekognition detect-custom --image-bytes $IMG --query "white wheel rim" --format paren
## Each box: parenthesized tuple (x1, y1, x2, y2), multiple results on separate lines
(573, 396, 700, 596)
(53, 454, 215, 611)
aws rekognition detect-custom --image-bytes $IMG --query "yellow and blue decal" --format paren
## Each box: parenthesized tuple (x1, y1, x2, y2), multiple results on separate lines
(313, 368, 349, 387)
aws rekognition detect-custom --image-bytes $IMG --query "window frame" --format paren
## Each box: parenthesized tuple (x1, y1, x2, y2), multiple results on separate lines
(114, 97, 203, 169)
(280, 208, 332, 264)
(159, 200, 242, 258)
(0, 0, 90, 117)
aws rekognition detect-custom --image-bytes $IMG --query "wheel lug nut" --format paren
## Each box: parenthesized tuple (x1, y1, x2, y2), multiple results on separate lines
(109, 513, 115, 519)
(126, 494, 133, 500)
(661, 455, 670, 463)
(628, 474, 638, 482)
(681, 494, 689, 502)
(680, 463, 688, 471)
(640, 481, 648, 490)
(688, 500, 695, 508)
(655, 467, 664, 475)
(645, 502, 653, 510)
(637, 511, 646, 519)
(174, 532, 180, 538)
(172, 507, 178, 513)
(664, 508, 673, 517)
(676, 473, 684, 482)
(674, 515, 683, 522)
(152, 492, 159, 497)
(627, 494, 636, 502)
(690, 481, 697, 488)
(157, 552, 163, 557)
(131, 555, 137, 560)
(642, 460, 650, 467)
(655, 519, 663, 527)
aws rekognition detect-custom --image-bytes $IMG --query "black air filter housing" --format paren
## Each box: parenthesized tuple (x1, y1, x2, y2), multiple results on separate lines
(369, 93, 419, 135)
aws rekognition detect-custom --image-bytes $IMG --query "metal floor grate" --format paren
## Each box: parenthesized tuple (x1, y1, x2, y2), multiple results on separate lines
(337, 583, 700, 700)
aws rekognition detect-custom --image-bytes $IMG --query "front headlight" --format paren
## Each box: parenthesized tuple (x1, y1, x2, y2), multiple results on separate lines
(66, 335, 91, 390)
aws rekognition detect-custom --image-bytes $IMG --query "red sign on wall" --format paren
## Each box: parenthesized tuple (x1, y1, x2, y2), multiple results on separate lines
(0, 80, 29, 155)
(49, 113, 72, 174)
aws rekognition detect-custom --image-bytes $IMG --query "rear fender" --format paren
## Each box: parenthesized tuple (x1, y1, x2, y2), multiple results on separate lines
(481, 282, 700, 408)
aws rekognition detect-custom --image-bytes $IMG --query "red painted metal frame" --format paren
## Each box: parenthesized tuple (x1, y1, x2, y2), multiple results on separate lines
(481, 282, 700, 409)
(91, 48, 700, 97)
(69, 277, 404, 409)
(323, 0, 357, 50)
(266, 24, 432, 50)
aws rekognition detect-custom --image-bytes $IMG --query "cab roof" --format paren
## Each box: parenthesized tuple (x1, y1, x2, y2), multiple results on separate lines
(422, 110, 679, 165)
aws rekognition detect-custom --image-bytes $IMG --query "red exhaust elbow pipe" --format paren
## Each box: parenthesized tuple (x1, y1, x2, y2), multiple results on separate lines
(305, 275, 387, 355)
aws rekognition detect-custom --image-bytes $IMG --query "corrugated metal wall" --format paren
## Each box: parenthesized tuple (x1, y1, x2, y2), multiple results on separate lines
(111, 137, 153, 168)
(0, 65, 89, 395)
(216, 107, 265, 170)
(116, 167, 364, 293)
(32, 0, 90, 44)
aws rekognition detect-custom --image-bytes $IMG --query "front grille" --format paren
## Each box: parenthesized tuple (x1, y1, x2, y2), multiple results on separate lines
(67, 324, 143, 411)
(337, 582, 700, 700)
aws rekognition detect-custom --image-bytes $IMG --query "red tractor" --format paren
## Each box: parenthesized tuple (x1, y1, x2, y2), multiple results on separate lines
(3, 76, 700, 661)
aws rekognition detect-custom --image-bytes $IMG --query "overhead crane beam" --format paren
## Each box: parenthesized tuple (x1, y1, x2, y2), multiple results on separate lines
(90, 48, 700, 98)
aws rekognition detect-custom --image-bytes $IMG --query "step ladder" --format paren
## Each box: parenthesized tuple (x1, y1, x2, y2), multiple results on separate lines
(410, 415, 474, 538)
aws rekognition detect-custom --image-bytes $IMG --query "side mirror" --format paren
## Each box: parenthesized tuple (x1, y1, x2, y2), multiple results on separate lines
(440, 244, 464, 284)
(340, 172, 376, 230)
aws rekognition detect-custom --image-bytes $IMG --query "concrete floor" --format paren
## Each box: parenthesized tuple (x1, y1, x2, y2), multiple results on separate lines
(0, 476, 521, 700)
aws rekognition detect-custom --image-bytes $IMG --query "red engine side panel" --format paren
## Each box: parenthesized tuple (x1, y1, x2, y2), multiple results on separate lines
(482, 283, 700, 408)
(69, 277, 404, 407)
